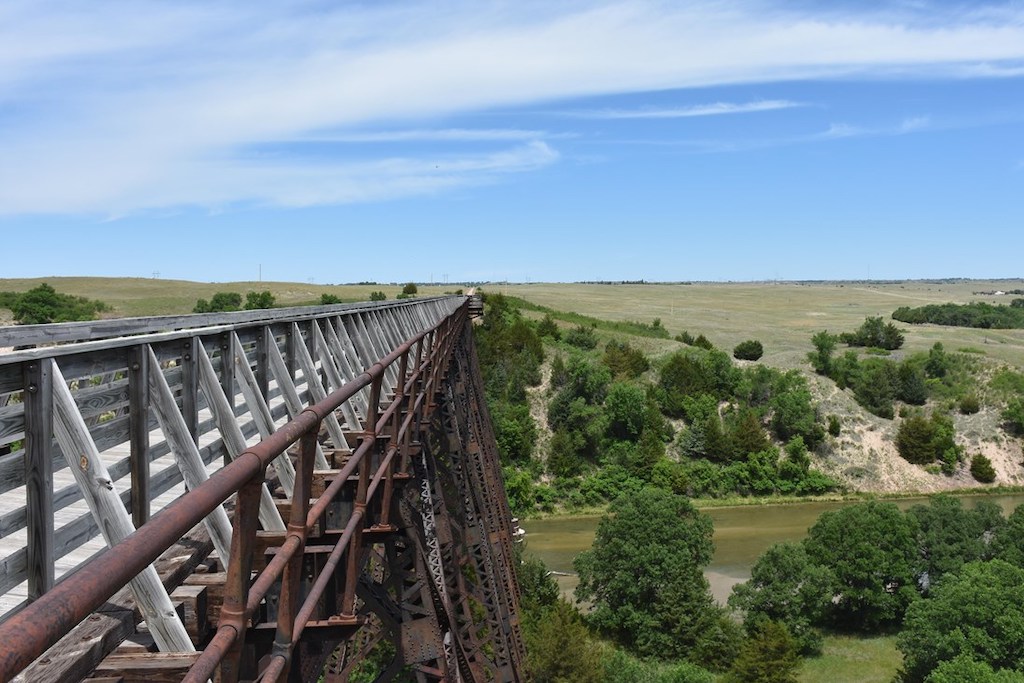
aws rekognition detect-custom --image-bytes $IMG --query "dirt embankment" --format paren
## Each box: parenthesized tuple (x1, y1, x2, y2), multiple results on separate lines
(808, 374, 1023, 494)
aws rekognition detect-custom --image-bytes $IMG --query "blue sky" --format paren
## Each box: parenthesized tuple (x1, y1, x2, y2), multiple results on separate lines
(1, 1, 1023, 283)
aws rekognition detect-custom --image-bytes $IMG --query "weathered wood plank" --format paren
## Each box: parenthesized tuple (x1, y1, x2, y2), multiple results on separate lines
(0, 298, 449, 350)
(127, 345, 150, 528)
(0, 395, 286, 542)
(12, 524, 214, 683)
(146, 347, 232, 565)
(23, 360, 54, 600)
(292, 323, 349, 455)
(196, 344, 284, 532)
(324, 318, 369, 417)
(266, 331, 329, 470)
(313, 321, 361, 431)
(169, 585, 207, 645)
(0, 401, 25, 444)
(233, 332, 295, 495)
(49, 360, 194, 654)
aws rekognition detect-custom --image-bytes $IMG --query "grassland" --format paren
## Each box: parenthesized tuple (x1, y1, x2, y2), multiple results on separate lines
(0, 276, 463, 319)
(499, 281, 1024, 370)
(797, 634, 902, 683)
(5, 277, 1023, 372)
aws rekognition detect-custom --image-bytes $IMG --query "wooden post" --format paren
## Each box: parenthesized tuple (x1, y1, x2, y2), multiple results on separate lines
(23, 359, 54, 600)
(195, 343, 285, 532)
(180, 337, 199, 442)
(49, 360, 194, 654)
(146, 347, 233, 565)
(128, 344, 151, 528)
(219, 332, 235, 411)
(255, 326, 270, 400)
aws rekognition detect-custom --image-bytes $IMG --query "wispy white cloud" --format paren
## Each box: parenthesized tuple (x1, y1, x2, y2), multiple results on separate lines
(296, 129, 562, 143)
(569, 99, 805, 119)
(2, 1, 1024, 215)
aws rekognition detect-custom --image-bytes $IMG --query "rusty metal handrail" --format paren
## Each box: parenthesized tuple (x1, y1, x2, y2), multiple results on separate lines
(0, 300, 468, 682)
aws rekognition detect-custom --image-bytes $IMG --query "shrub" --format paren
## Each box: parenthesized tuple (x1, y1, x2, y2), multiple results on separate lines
(971, 454, 996, 483)
(959, 394, 981, 415)
(320, 293, 342, 305)
(244, 290, 275, 310)
(827, 414, 841, 437)
(733, 340, 764, 361)
(2, 283, 110, 324)
(603, 340, 650, 378)
(194, 291, 242, 313)
(693, 334, 715, 350)
(401, 282, 418, 296)
(564, 324, 598, 350)
(369, 291, 387, 301)
(1004, 398, 1024, 436)
(536, 313, 560, 340)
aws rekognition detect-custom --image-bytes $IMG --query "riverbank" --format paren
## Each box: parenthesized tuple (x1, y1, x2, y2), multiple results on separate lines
(518, 484, 1024, 520)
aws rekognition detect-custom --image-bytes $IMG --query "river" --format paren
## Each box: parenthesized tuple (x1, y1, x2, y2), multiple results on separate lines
(521, 493, 1024, 605)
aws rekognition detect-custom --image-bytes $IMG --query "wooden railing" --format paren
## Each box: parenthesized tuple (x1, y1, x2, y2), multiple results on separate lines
(0, 297, 459, 622)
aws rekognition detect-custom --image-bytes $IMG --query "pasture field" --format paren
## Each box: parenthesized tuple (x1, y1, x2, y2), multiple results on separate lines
(499, 281, 1024, 370)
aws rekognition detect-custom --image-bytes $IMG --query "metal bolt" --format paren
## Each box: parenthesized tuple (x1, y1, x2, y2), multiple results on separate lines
(27, 384, 37, 393)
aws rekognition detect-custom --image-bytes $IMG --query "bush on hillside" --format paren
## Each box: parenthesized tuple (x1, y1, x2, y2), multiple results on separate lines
(733, 340, 764, 361)
(970, 454, 996, 483)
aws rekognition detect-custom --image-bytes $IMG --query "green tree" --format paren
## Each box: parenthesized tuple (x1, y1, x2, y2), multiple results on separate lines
(769, 372, 823, 448)
(564, 324, 598, 349)
(897, 414, 938, 464)
(523, 599, 605, 683)
(908, 496, 993, 591)
(574, 488, 730, 664)
(993, 504, 1024, 567)
(728, 410, 771, 460)
(5, 283, 109, 324)
(193, 291, 242, 313)
(854, 359, 895, 418)
(401, 282, 418, 295)
(369, 290, 387, 301)
(925, 342, 949, 378)
(898, 560, 1024, 682)
(897, 361, 929, 405)
(603, 340, 650, 378)
(970, 453, 997, 483)
(605, 382, 648, 441)
(729, 542, 833, 655)
(491, 402, 536, 463)
(808, 331, 838, 375)
(537, 313, 561, 340)
(244, 290, 275, 310)
(803, 501, 919, 631)
(319, 293, 342, 305)
(926, 655, 1024, 683)
(724, 621, 801, 683)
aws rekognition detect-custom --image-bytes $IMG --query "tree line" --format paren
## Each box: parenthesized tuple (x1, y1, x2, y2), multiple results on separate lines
(893, 301, 1024, 329)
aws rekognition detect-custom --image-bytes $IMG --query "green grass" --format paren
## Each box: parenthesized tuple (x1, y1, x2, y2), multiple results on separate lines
(499, 281, 1024, 371)
(797, 634, 902, 683)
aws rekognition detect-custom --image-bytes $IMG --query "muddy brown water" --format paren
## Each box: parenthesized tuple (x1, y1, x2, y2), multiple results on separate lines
(520, 493, 1024, 605)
